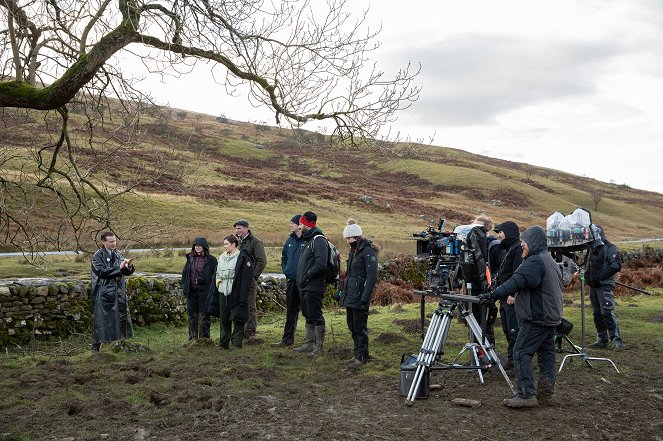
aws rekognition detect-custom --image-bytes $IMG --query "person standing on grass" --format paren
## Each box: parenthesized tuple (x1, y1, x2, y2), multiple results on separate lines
(208, 234, 254, 350)
(272, 214, 306, 347)
(294, 211, 328, 356)
(181, 237, 217, 341)
(234, 219, 267, 345)
(91, 232, 135, 353)
(339, 219, 379, 367)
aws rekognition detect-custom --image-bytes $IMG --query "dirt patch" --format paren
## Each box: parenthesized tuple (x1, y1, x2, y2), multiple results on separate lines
(375, 332, 407, 344)
(394, 318, 427, 334)
(648, 313, 663, 323)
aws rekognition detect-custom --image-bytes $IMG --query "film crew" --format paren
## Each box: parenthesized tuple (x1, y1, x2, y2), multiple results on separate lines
(181, 237, 217, 341)
(209, 234, 254, 350)
(586, 225, 623, 351)
(272, 214, 306, 347)
(453, 215, 501, 344)
(234, 219, 267, 344)
(90, 232, 136, 353)
(338, 219, 379, 367)
(479, 226, 563, 408)
(493, 221, 523, 370)
(293, 211, 328, 356)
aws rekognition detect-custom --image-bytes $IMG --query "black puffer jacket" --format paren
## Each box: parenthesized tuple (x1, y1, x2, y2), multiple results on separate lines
(492, 226, 563, 326)
(585, 231, 621, 288)
(340, 239, 379, 310)
(296, 227, 328, 292)
(495, 221, 523, 287)
(181, 237, 218, 297)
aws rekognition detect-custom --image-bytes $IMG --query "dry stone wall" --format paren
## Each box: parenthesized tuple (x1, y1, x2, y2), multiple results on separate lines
(0, 274, 288, 348)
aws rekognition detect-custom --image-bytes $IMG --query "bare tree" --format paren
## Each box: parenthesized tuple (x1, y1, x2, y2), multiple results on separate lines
(592, 190, 604, 211)
(0, 0, 420, 254)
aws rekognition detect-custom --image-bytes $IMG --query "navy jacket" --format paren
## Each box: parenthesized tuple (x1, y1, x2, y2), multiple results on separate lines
(492, 226, 563, 327)
(340, 239, 379, 311)
(281, 232, 305, 281)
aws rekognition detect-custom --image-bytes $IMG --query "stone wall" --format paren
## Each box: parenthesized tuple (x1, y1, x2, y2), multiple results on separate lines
(0, 274, 290, 348)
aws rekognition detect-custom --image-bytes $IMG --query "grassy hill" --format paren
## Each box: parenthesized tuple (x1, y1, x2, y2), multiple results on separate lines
(2, 105, 663, 268)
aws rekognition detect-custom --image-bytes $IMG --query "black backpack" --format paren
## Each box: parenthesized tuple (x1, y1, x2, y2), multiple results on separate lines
(313, 234, 341, 285)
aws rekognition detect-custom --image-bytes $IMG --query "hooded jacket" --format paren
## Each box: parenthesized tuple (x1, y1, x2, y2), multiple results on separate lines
(495, 221, 523, 287)
(181, 237, 218, 297)
(340, 239, 379, 310)
(491, 226, 563, 326)
(296, 227, 328, 292)
(585, 229, 621, 288)
(206, 250, 254, 322)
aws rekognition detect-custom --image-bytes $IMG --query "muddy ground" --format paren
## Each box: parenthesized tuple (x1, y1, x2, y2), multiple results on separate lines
(1, 302, 662, 441)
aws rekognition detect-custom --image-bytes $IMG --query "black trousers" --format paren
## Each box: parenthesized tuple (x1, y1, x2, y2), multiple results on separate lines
(186, 288, 211, 340)
(300, 288, 325, 326)
(513, 321, 556, 398)
(346, 307, 369, 362)
(280, 279, 301, 343)
(500, 301, 520, 360)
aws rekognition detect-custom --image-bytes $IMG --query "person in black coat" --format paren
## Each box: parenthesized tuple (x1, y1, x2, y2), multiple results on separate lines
(339, 219, 379, 367)
(91, 232, 135, 352)
(181, 237, 218, 340)
(208, 234, 254, 349)
(294, 211, 328, 356)
(585, 225, 623, 351)
(493, 221, 523, 369)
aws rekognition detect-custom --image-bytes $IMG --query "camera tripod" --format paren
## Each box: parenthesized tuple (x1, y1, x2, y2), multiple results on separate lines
(558, 267, 620, 373)
(406, 292, 515, 404)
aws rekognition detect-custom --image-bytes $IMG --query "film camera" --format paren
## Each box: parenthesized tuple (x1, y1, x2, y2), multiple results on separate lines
(413, 218, 463, 294)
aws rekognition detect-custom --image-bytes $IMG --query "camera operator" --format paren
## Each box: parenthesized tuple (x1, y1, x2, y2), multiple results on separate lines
(586, 225, 623, 351)
(181, 237, 218, 341)
(479, 226, 563, 408)
(493, 221, 523, 370)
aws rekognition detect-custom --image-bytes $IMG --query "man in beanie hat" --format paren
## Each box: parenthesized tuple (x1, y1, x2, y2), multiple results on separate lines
(294, 211, 328, 356)
(480, 226, 563, 408)
(273, 214, 306, 347)
(234, 219, 267, 344)
(340, 219, 379, 367)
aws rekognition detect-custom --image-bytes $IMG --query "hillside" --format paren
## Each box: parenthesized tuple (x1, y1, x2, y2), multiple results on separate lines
(2, 105, 663, 254)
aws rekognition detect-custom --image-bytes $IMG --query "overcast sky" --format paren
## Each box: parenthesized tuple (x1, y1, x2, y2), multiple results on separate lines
(130, 0, 663, 195)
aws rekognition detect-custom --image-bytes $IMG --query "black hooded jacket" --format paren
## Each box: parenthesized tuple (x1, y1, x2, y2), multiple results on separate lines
(340, 239, 379, 310)
(296, 227, 329, 293)
(495, 221, 523, 287)
(181, 237, 218, 297)
(491, 226, 563, 326)
(585, 229, 621, 288)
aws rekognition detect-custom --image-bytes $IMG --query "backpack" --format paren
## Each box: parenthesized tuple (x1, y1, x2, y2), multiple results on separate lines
(313, 234, 341, 285)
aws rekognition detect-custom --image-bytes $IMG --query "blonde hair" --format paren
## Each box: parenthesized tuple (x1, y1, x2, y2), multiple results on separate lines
(473, 215, 494, 232)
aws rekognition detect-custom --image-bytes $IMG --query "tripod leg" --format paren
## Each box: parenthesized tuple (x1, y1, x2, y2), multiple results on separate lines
(470, 344, 485, 384)
(463, 308, 516, 395)
(406, 309, 452, 403)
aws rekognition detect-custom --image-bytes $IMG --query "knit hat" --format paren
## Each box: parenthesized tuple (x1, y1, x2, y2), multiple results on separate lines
(343, 218, 363, 238)
(299, 211, 317, 228)
(290, 214, 302, 224)
(233, 219, 249, 228)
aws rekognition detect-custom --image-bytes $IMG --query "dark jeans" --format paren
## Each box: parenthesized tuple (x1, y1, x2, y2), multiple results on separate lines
(300, 289, 325, 326)
(219, 294, 245, 348)
(513, 321, 556, 398)
(186, 288, 211, 340)
(500, 301, 520, 360)
(589, 285, 621, 340)
(280, 279, 300, 343)
(346, 307, 369, 362)
(244, 278, 258, 338)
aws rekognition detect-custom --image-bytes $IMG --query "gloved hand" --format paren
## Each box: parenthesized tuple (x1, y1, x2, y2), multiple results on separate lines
(478, 293, 494, 304)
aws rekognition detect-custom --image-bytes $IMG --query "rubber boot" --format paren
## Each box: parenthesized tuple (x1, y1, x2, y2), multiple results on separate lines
(309, 325, 326, 357)
(293, 324, 315, 353)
